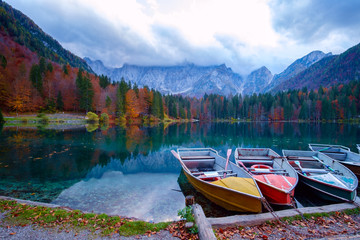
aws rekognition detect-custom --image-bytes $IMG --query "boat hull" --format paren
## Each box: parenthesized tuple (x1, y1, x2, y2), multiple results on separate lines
(254, 178, 295, 206)
(235, 148, 298, 206)
(299, 174, 356, 202)
(339, 162, 360, 180)
(183, 170, 262, 213)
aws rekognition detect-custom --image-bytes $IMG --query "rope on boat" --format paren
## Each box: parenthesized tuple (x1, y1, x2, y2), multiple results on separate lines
(262, 197, 309, 237)
(261, 197, 281, 224)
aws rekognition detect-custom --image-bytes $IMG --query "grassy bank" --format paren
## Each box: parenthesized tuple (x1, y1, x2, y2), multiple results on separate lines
(0, 200, 170, 237)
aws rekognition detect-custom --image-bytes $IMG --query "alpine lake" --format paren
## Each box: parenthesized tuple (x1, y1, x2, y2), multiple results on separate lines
(1, 122, 360, 222)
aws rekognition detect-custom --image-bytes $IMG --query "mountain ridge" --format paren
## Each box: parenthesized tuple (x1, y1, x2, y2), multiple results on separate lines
(85, 57, 244, 96)
(264, 51, 332, 93)
(271, 43, 360, 92)
(86, 50, 332, 97)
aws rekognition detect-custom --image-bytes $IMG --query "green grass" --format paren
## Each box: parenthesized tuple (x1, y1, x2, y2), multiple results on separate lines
(0, 200, 170, 237)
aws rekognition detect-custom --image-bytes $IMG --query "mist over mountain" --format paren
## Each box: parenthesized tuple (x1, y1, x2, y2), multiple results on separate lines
(85, 58, 244, 97)
(85, 50, 333, 97)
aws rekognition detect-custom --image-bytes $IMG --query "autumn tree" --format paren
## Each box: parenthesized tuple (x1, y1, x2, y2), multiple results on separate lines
(8, 85, 31, 114)
(125, 89, 140, 118)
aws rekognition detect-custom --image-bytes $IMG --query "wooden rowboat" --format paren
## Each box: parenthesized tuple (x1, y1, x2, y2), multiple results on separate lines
(309, 143, 360, 179)
(283, 150, 358, 202)
(235, 148, 298, 206)
(171, 148, 263, 213)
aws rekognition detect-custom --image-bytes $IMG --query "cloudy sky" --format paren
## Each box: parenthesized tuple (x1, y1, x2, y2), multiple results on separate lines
(6, 0, 360, 75)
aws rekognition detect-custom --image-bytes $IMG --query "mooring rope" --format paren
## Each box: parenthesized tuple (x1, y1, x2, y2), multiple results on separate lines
(261, 197, 315, 238)
(261, 197, 281, 224)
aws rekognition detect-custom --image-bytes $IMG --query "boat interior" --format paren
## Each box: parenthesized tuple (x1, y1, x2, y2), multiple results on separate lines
(235, 148, 294, 177)
(178, 149, 241, 181)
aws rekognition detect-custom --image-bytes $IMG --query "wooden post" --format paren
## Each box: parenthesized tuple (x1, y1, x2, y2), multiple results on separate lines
(185, 195, 195, 206)
(192, 203, 217, 240)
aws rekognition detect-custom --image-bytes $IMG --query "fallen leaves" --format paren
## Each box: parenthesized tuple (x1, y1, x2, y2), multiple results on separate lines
(212, 211, 360, 240)
(166, 221, 198, 240)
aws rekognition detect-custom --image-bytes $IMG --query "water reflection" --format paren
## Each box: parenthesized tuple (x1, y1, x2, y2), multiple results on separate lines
(53, 171, 184, 222)
(1, 122, 360, 220)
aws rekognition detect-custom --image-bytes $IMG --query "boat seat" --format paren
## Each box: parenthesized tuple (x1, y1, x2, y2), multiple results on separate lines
(181, 156, 215, 160)
(183, 159, 215, 169)
(322, 151, 345, 154)
(237, 160, 274, 165)
(324, 152, 347, 161)
(301, 168, 328, 174)
(198, 171, 221, 181)
(225, 173, 237, 177)
(237, 156, 273, 160)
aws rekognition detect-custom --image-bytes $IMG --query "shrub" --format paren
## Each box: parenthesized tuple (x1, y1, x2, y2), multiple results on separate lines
(37, 113, 45, 118)
(37, 113, 49, 123)
(99, 113, 109, 123)
(178, 206, 198, 234)
(86, 112, 99, 123)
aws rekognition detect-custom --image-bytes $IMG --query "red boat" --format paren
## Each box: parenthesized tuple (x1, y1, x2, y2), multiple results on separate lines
(235, 148, 298, 206)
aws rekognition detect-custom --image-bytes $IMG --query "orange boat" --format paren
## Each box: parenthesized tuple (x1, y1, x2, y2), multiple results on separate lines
(235, 148, 298, 206)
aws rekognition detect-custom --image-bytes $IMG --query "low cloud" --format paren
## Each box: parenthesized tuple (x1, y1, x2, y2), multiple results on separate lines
(6, 0, 360, 76)
(270, 0, 360, 43)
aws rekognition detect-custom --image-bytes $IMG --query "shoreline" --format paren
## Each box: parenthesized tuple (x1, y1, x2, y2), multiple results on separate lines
(2, 113, 360, 126)
(2, 195, 360, 239)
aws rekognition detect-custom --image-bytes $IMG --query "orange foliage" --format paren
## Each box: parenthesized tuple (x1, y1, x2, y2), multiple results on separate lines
(138, 88, 151, 115)
(125, 89, 140, 118)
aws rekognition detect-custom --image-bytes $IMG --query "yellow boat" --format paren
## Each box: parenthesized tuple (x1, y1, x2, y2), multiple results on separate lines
(172, 148, 263, 213)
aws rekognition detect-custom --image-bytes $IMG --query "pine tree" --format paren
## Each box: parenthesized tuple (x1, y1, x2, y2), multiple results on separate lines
(76, 69, 94, 112)
(105, 96, 112, 108)
(0, 108, 4, 123)
(30, 64, 42, 93)
(116, 78, 129, 117)
(56, 91, 64, 110)
(99, 74, 110, 89)
(39, 57, 46, 75)
(62, 64, 69, 75)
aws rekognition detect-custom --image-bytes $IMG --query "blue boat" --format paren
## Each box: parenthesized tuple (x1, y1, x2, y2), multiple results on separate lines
(309, 143, 360, 180)
(283, 150, 358, 203)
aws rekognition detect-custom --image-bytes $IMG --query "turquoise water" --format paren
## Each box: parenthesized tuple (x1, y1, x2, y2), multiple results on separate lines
(0, 122, 360, 221)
